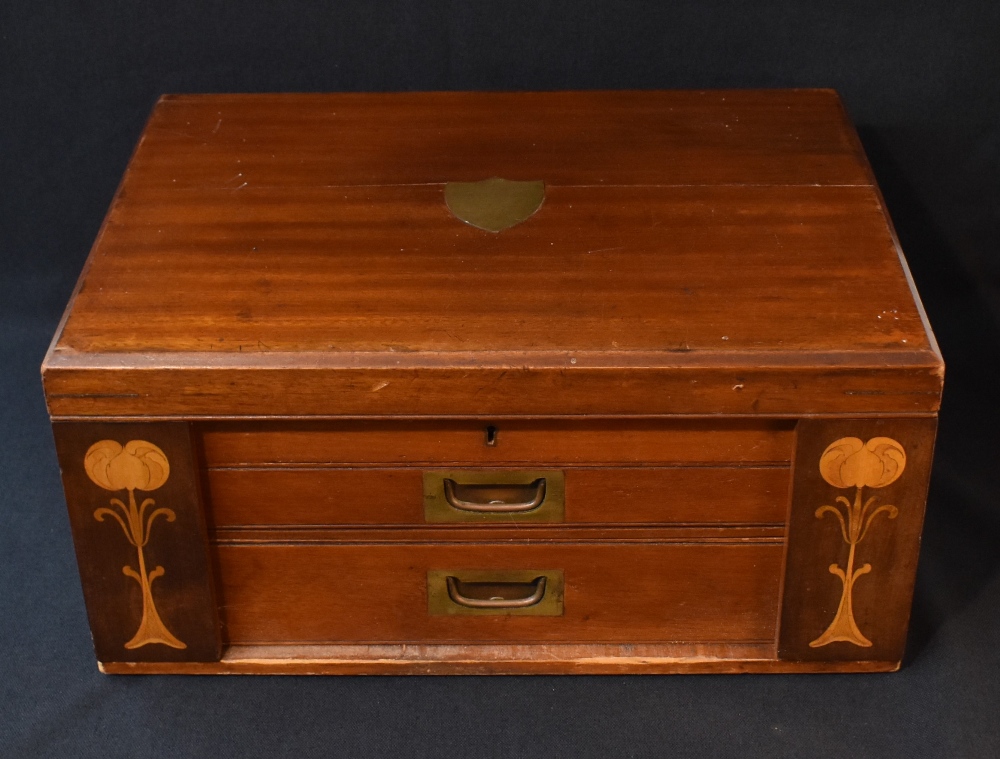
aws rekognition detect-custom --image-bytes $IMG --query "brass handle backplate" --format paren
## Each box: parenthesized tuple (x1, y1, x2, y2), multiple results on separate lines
(424, 470, 565, 523)
(427, 570, 564, 616)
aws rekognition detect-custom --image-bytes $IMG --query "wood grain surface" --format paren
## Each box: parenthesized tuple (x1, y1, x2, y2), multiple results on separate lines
(211, 525, 785, 544)
(214, 542, 783, 644)
(100, 643, 901, 675)
(205, 466, 790, 527)
(42, 360, 944, 418)
(42, 89, 942, 419)
(199, 419, 795, 466)
(54, 184, 927, 355)
(123, 90, 872, 188)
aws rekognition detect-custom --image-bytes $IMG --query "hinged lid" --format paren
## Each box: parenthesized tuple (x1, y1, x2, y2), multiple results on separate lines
(43, 90, 943, 418)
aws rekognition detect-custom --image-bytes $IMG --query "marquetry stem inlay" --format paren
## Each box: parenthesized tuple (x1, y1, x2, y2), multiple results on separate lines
(84, 440, 187, 650)
(810, 436, 906, 648)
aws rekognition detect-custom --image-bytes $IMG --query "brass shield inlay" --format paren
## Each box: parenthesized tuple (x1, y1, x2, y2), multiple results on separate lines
(444, 177, 545, 232)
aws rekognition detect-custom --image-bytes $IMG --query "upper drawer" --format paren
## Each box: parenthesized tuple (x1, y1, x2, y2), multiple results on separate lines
(200, 419, 795, 467)
(205, 466, 789, 528)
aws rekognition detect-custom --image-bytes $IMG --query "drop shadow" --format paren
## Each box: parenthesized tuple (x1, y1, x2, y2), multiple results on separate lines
(856, 125, 1000, 664)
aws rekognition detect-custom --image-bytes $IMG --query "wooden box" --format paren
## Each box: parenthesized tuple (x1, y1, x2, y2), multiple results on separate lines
(42, 90, 943, 674)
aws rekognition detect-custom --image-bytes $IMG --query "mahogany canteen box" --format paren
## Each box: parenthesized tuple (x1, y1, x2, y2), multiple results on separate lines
(42, 90, 944, 675)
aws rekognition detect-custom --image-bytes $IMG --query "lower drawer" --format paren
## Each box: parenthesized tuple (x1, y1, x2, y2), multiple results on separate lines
(216, 543, 783, 644)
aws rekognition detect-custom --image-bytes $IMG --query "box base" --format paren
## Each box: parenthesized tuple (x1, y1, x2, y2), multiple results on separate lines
(98, 643, 901, 675)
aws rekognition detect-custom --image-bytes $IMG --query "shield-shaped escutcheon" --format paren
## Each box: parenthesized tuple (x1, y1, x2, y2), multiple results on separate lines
(444, 177, 545, 232)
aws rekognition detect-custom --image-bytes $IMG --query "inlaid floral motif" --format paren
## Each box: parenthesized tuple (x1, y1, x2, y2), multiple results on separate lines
(810, 436, 906, 648)
(85, 440, 186, 650)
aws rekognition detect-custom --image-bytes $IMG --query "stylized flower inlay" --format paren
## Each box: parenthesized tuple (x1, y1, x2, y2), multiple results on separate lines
(85, 439, 185, 651)
(819, 436, 906, 490)
(85, 439, 170, 493)
(810, 436, 906, 649)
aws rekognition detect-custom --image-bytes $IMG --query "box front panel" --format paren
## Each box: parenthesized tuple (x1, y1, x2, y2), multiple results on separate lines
(199, 419, 790, 651)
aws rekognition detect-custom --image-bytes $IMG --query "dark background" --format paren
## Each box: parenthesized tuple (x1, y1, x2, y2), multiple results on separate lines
(2, 2, 999, 756)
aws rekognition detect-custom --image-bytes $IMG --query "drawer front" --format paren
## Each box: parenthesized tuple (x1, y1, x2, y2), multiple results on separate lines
(206, 466, 790, 527)
(200, 419, 794, 466)
(216, 543, 783, 644)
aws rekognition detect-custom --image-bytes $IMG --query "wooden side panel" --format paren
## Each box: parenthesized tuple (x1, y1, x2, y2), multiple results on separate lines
(200, 419, 794, 466)
(778, 418, 937, 662)
(205, 466, 790, 527)
(52, 422, 221, 663)
(215, 543, 783, 644)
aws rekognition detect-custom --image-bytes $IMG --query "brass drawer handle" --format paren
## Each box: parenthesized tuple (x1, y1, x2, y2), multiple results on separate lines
(446, 575, 547, 609)
(424, 470, 565, 523)
(442, 477, 546, 513)
(428, 569, 564, 615)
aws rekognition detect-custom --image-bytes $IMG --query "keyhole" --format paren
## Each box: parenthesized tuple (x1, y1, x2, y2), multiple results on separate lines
(485, 425, 498, 447)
